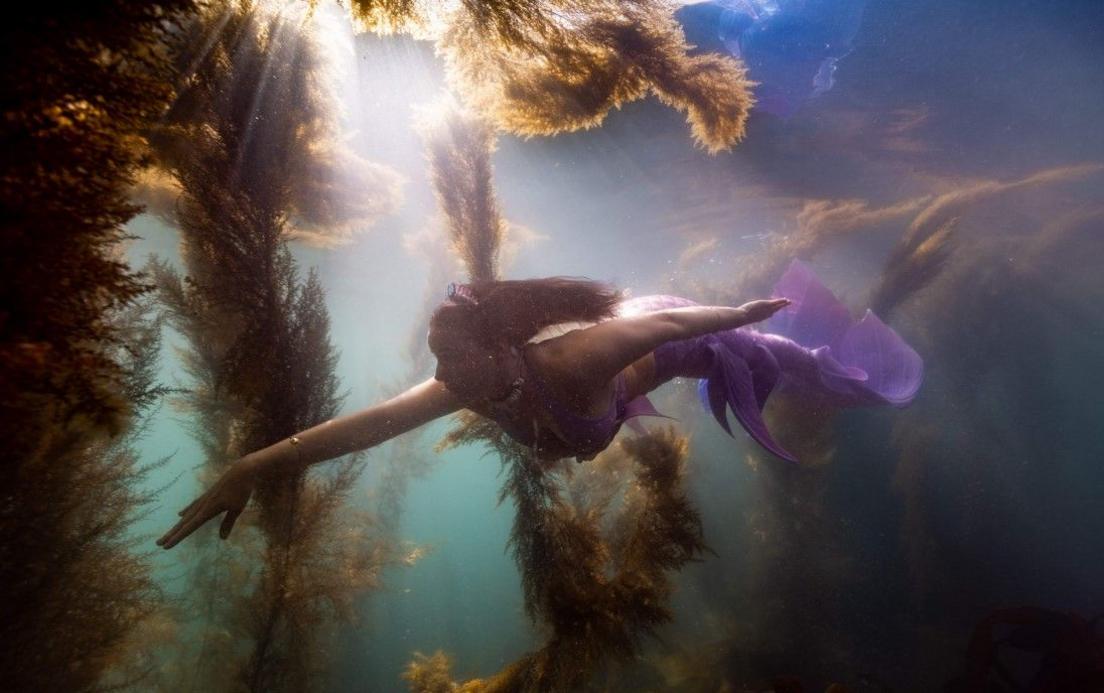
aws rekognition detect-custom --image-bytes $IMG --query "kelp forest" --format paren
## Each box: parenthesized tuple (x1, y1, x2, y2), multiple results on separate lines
(2, 1, 1103, 692)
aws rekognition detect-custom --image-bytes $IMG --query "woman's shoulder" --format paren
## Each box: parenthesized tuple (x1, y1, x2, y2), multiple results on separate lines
(527, 319, 601, 344)
(524, 295, 693, 346)
(523, 319, 607, 381)
(615, 294, 699, 316)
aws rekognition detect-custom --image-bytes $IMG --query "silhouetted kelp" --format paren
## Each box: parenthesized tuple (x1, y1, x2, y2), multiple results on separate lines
(0, 295, 183, 691)
(672, 165, 1100, 309)
(420, 104, 507, 283)
(0, 3, 204, 690)
(651, 166, 1104, 688)
(411, 422, 706, 692)
(147, 3, 406, 690)
(870, 164, 1102, 318)
(0, 2, 197, 442)
(142, 1, 402, 250)
(348, 0, 755, 152)
(889, 204, 1104, 615)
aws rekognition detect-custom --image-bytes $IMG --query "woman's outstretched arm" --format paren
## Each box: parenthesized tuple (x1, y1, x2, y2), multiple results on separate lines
(157, 377, 462, 549)
(253, 378, 461, 475)
(540, 298, 790, 389)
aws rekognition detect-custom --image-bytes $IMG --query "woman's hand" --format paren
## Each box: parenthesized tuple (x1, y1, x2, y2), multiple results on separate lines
(737, 298, 791, 325)
(157, 456, 260, 549)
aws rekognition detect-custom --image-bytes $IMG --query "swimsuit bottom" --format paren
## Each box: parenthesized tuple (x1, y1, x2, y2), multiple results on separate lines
(493, 348, 667, 462)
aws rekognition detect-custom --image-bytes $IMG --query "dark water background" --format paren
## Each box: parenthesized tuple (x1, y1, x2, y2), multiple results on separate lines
(130, 0, 1104, 690)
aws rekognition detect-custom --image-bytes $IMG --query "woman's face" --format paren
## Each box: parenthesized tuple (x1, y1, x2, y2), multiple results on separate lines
(427, 324, 507, 400)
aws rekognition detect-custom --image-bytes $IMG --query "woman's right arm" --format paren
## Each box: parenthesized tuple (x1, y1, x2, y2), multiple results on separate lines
(157, 377, 461, 549)
(539, 299, 791, 390)
(254, 377, 462, 475)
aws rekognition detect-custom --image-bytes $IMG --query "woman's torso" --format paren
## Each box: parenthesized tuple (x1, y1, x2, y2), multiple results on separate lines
(468, 337, 653, 461)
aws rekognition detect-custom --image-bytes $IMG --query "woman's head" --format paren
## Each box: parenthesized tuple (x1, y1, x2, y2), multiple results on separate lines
(427, 277, 622, 399)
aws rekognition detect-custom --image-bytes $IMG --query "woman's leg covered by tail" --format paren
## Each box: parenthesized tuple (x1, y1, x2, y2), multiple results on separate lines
(623, 260, 923, 462)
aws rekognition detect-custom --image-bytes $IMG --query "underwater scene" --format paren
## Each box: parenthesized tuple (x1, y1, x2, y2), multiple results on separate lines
(2, 1, 1103, 691)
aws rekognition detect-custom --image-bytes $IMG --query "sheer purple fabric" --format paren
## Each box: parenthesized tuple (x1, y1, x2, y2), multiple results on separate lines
(620, 260, 923, 462)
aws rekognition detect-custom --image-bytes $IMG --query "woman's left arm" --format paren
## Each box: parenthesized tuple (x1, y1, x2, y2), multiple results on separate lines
(657, 300, 790, 340)
(541, 299, 789, 387)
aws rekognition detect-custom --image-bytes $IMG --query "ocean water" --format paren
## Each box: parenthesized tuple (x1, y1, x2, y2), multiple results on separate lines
(125, 1, 1104, 691)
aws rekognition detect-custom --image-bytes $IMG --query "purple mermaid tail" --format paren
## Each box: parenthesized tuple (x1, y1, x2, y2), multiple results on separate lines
(618, 260, 923, 462)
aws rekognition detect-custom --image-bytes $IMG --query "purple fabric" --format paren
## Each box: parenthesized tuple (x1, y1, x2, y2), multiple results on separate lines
(621, 260, 924, 462)
(523, 359, 627, 457)
(767, 259, 853, 347)
(621, 393, 675, 434)
(518, 358, 673, 459)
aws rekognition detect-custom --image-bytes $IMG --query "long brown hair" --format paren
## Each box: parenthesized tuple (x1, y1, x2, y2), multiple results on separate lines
(429, 277, 622, 349)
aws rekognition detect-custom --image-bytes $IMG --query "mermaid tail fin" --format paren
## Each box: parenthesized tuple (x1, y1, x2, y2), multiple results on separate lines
(767, 259, 852, 347)
(621, 394, 676, 435)
(634, 260, 922, 462)
(697, 340, 797, 462)
(767, 259, 923, 407)
(837, 310, 923, 405)
(750, 343, 781, 409)
(811, 345, 868, 392)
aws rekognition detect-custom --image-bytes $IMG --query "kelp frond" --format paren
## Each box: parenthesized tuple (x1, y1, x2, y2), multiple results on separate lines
(438, 1, 753, 152)
(424, 424, 705, 691)
(148, 3, 405, 689)
(419, 104, 507, 283)
(348, 0, 754, 152)
(0, 2, 200, 689)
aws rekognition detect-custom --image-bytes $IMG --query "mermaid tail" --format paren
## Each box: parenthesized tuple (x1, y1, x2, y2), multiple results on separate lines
(765, 260, 924, 406)
(619, 260, 923, 462)
(621, 394, 675, 435)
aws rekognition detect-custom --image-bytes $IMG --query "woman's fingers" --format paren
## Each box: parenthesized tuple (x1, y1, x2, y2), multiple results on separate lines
(157, 507, 192, 547)
(742, 298, 791, 323)
(156, 516, 187, 548)
(159, 466, 253, 548)
(158, 502, 218, 549)
(219, 506, 242, 540)
(157, 511, 197, 549)
(178, 495, 202, 517)
(159, 512, 209, 549)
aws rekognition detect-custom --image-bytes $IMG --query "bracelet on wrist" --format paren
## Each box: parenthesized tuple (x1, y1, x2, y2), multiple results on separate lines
(288, 436, 304, 468)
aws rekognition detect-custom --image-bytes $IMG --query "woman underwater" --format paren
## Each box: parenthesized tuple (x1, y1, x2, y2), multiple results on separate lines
(158, 260, 922, 549)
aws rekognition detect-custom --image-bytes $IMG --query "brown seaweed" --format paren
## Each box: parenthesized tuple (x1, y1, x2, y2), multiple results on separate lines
(420, 104, 507, 283)
(147, 3, 404, 690)
(0, 295, 182, 691)
(349, 0, 755, 152)
(411, 425, 706, 692)
(0, 3, 202, 690)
